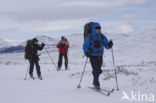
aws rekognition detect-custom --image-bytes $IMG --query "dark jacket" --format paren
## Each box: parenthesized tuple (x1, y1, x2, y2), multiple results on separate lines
(29, 44, 44, 61)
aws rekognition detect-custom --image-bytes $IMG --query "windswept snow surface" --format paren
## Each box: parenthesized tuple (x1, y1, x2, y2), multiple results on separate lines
(0, 30, 156, 103)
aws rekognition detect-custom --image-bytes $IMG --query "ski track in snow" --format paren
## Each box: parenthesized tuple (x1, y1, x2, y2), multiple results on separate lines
(0, 31, 156, 103)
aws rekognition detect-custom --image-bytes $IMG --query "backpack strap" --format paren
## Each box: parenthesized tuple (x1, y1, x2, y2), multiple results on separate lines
(89, 34, 104, 46)
(101, 34, 105, 44)
(87, 34, 105, 54)
(88, 34, 93, 46)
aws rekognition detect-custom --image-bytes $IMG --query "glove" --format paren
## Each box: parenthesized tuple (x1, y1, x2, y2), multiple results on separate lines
(24, 55, 30, 60)
(85, 52, 91, 57)
(41, 43, 45, 47)
(88, 49, 94, 54)
(60, 44, 65, 48)
(108, 40, 113, 48)
(85, 49, 94, 57)
(24, 56, 28, 60)
(24, 54, 29, 60)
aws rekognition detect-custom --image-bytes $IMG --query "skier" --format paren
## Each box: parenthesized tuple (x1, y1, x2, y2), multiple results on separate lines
(83, 22, 113, 89)
(57, 36, 69, 71)
(25, 38, 45, 79)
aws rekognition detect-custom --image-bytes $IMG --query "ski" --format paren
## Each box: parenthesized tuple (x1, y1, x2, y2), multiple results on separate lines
(88, 87, 110, 96)
(24, 77, 43, 80)
(100, 88, 114, 93)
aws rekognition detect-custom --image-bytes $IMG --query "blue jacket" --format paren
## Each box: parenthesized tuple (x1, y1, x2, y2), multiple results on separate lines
(83, 22, 110, 56)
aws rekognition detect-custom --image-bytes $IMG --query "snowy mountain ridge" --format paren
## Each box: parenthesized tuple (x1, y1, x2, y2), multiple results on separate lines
(0, 35, 59, 53)
(0, 29, 156, 63)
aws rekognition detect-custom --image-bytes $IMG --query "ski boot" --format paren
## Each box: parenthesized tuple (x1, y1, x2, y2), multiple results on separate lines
(30, 73, 35, 80)
(38, 74, 42, 80)
(65, 66, 68, 71)
(57, 66, 61, 71)
(93, 74, 100, 90)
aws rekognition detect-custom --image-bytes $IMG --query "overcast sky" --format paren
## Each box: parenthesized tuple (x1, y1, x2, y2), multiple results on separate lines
(0, 0, 156, 40)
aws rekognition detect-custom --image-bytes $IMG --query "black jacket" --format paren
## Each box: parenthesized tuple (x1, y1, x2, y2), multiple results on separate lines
(29, 44, 44, 61)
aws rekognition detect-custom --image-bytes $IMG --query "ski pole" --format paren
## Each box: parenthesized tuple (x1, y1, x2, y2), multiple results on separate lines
(24, 61, 29, 80)
(77, 57, 88, 89)
(111, 48, 119, 90)
(45, 47, 58, 71)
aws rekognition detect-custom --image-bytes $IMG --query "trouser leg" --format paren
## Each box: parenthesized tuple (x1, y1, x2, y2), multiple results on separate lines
(90, 56, 103, 74)
(90, 56, 103, 87)
(35, 60, 41, 77)
(64, 54, 68, 70)
(29, 60, 34, 76)
(58, 53, 63, 70)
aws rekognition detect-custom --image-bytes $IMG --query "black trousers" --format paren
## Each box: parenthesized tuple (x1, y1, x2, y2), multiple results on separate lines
(29, 58, 41, 76)
(58, 53, 68, 69)
(90, 56, 103, 75)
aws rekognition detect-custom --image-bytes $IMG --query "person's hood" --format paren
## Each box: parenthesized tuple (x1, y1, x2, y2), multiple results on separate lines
(91, 22, 101, 41)
(60, 40, 66, 44)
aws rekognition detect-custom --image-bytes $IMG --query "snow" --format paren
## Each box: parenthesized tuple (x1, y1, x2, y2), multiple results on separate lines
(0, 30, 156, 103)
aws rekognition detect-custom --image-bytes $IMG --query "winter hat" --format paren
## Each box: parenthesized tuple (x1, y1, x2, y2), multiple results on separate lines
(32, 38, 38, 42)
(95, 26, 101, 30)
(61, 36, 65, 40)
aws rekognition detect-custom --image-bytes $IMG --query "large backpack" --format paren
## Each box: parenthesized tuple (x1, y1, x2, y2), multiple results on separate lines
(25, 40, 33, 59)
(83, 22, 104, 45)
(84, 22, 93, 42)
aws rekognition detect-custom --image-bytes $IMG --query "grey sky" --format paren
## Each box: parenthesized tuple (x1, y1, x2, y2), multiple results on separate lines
(0, 0, 155, 40)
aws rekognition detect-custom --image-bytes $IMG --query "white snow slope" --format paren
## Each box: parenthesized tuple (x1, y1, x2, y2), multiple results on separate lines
(0, 30, 156, 103)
